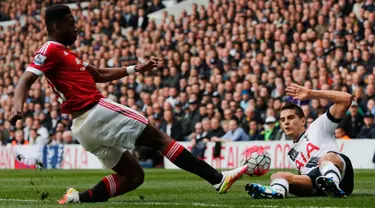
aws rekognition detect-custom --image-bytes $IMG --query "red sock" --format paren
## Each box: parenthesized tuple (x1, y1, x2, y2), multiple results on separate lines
(163, 140, 185, 162)
(79, 174, 120, 202)
(102, 174, 119, 197)
(163, 140, 222, 185)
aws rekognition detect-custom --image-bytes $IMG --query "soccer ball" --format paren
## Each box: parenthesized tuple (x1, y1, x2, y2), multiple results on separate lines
(240, 146, 271, 176)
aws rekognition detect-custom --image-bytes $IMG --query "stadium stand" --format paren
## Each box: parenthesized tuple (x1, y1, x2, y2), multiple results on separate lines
(1, 0, 375, 166)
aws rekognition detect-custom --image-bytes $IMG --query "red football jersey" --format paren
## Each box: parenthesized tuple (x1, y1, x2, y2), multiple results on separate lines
(26, 41, 103, 114)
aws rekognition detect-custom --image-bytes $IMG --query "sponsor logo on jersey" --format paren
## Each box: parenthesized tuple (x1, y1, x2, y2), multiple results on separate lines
(33, 54, 47, 66)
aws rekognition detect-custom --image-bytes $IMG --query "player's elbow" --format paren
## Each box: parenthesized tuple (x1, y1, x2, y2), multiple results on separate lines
(342, 93, 353, 108)
(93, 76, 106, 83)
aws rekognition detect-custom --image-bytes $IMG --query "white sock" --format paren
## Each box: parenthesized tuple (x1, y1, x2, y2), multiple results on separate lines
(270, 178, 289, 197)
(319, 161, 341, 185)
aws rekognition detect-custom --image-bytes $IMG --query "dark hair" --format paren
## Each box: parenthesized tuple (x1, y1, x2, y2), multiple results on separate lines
(45, 4, 71, 32)
(230, 117, 239, 125)
(281, 102, 305, 118)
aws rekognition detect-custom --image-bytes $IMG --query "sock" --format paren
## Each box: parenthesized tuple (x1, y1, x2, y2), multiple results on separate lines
(79, 174, 119, 202)
(319, 161, 341, 184)
(270, 178, 289, 197)
(163, 140, 223, 186)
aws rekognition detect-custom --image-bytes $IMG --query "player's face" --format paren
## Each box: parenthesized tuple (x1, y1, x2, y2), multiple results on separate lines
(59, 13, 78, 45)
(279, 109, 306, 140)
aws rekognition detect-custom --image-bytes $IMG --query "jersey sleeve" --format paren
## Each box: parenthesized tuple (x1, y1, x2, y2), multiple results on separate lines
(310, 109, 341, 135)
(26, 43, 60, 76)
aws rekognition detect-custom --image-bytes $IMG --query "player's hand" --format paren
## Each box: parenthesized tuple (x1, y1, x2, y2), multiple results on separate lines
(8, 107, 23, 126)
(136, 57, 163, 73)
(286, 83, 311, 101)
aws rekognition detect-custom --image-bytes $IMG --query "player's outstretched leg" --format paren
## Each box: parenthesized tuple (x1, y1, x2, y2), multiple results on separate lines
(59, 151, 144, 204)
(135, 124, 248, 194)
(316, 153, 346, 198)
(246, 172, 314, 199)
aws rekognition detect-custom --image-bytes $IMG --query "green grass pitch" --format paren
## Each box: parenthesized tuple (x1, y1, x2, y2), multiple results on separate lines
(0, 169, 373, 208)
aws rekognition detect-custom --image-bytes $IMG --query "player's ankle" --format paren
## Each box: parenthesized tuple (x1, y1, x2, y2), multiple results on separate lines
(270, 178, 289, 197)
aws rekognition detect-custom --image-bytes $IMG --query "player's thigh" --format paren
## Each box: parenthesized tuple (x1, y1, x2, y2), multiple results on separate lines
(337, 153, 354, 195)
(90, 145, 128, 170)
(319, 152, 344, 172)
(112, 150, 144, 179)
(135, 123, 174, 152)
(87, 98, 149, 149)
(271, 171, 314, 197)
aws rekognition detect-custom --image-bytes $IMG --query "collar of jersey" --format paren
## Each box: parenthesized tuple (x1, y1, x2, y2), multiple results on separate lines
(47, 41, 65, 46)
(293, 131, 306, 143)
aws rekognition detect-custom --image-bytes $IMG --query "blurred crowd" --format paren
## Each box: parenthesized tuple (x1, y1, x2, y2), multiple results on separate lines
(1, 0, 375, 164)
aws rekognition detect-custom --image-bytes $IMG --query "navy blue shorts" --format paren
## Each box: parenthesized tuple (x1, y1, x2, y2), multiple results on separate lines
(307, 153, 354, 196)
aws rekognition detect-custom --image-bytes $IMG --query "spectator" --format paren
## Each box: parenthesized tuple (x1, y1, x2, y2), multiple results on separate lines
(23, 117, 33, 140)
(147, 0, 166, 14)
(183, 98, 201, 136)
(261, 116, 282, 141)
(29, 128, 48, 145)
(339, 101, 364, 138)
(335, 127, 351, 140)
(50, 110, 61, 130)
(62, 130, 74, 144)
(50, 131, 64, 145)
(130, 8, 148, 30)
(0, 121, 8, 145)
(12, 130, 28, 145)
(160, 110, 183, 141)
(357, 112, 375, 138)
(190, 122, 208, 159)
(33, 119, 49, 144)
(306, 117, 315, 128)
(248, 120, 263, 141)
(214, 119, 249, 142)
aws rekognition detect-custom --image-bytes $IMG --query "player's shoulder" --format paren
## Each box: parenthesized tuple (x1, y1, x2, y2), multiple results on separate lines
(35, 41, 65, 55)
(31, 41, 65, 66)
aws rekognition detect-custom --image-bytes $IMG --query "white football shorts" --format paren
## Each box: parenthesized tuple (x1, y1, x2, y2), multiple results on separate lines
(71, 98, 148, 169)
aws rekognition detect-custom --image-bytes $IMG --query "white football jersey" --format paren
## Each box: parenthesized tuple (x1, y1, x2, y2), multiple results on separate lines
(288, 111, 340, 175)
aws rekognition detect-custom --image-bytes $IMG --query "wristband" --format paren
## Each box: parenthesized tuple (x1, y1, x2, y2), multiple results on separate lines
(126, 65, 136, 74)
(83, 62, 89, 67)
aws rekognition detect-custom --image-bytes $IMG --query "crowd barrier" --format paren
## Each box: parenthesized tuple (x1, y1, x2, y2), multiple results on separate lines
(164, 140, 375, 169)
(0, 140, 374, 169)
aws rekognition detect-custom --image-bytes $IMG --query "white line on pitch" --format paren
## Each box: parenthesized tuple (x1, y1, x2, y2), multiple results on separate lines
(0, 198, 38, 202)
(0, 198, 357, 208)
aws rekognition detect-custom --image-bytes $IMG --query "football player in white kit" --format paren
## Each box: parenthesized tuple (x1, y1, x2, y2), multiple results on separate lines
(246, 84, 354, 198)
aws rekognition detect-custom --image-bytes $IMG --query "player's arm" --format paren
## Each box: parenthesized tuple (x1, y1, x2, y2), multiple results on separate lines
(8, 72, 40, 125)
(85, 57, 162, 83)
(286, 84, 352, 119)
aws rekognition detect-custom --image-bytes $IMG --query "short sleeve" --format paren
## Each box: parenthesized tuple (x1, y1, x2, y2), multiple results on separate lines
(26, 42, 60, 76)
(309, 109, 341, 135)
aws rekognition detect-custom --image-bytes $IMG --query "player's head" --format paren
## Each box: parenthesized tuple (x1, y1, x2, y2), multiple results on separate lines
(280, 102, 306, 140)
(45, 4, 77, 46)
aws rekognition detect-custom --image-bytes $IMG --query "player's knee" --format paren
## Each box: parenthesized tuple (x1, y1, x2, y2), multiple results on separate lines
(318, 153, 342, 166)
(133, 168, 145, 187)
(318, 153, 343, 171)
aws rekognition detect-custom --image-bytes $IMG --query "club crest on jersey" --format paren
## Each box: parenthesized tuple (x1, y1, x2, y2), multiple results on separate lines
(33, 54, 47, 66)
(75, 58, 81, 65)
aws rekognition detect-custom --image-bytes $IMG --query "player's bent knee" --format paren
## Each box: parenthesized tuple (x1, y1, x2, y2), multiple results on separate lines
(318, 153, 343, 170)
(134, 168, 145, 187)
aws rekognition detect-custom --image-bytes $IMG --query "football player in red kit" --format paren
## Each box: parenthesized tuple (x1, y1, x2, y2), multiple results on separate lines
(8, 5, 248, 204)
